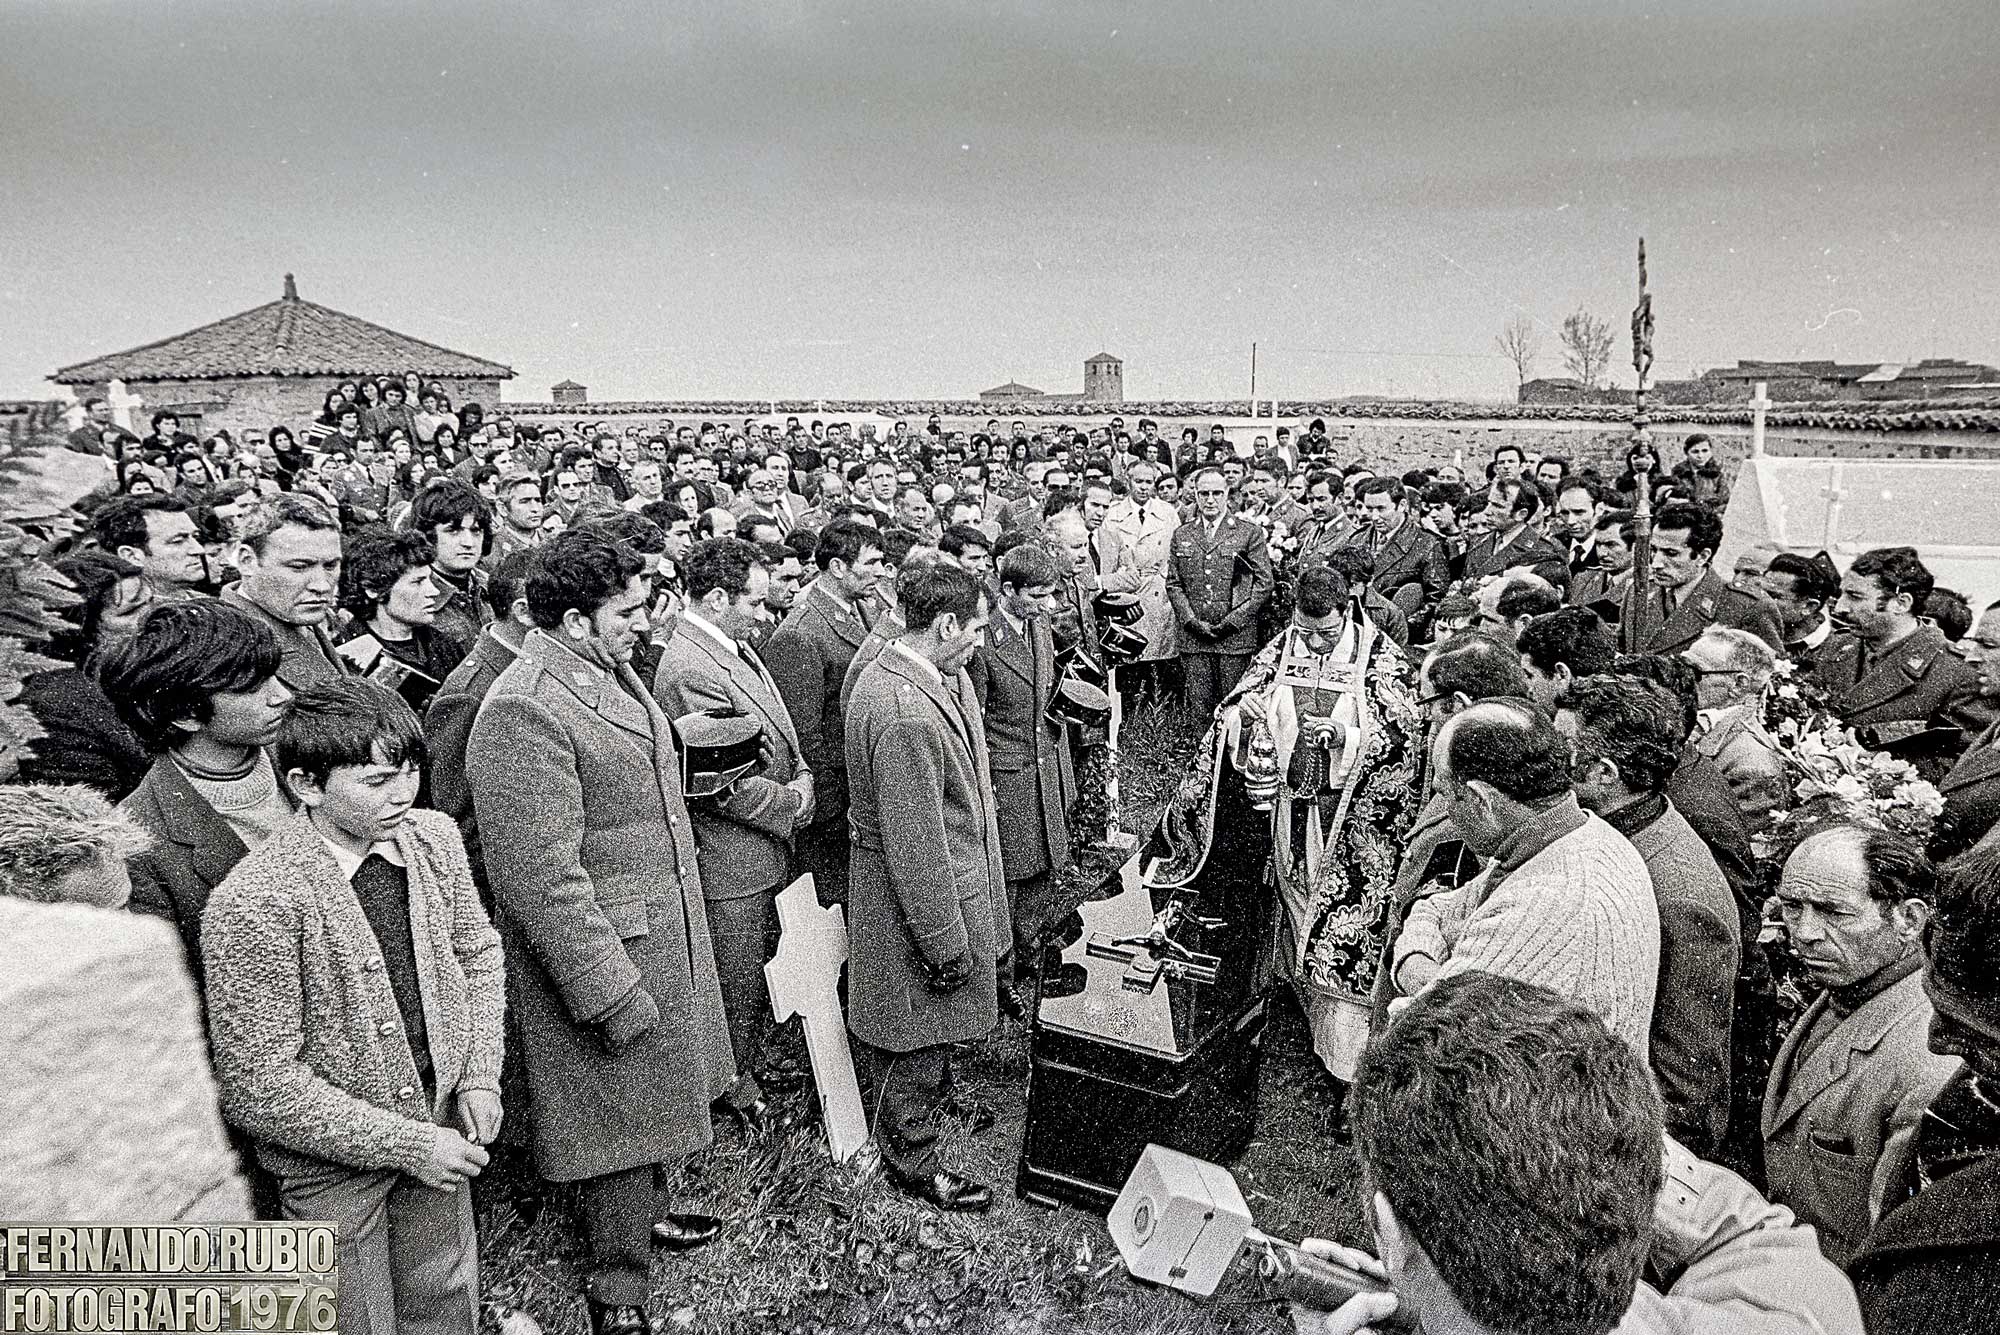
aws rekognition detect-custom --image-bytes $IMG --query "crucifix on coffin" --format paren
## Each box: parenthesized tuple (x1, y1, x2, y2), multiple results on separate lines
(1086, 900, 1222, 994)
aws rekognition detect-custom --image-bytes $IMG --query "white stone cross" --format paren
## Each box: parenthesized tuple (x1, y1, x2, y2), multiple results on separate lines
(106, 379, 146, 432)
(1750, 381, 1772, 458)
(765, 875, 869, 1162)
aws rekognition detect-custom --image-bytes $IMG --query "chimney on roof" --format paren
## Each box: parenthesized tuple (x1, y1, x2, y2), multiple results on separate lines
(282, 273, 298, 301)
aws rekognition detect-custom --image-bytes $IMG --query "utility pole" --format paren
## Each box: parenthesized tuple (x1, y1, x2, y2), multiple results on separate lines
(1249, 342, 1257, 409)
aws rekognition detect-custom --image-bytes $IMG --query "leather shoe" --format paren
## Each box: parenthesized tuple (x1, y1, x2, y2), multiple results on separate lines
(586, 1299, 650, 1335)
(886, 1165, 992, 1212)
(650, 1213, 722, 1251)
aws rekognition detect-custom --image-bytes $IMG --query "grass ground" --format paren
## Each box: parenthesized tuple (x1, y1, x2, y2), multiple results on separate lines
(475, 698, 1368, 1335)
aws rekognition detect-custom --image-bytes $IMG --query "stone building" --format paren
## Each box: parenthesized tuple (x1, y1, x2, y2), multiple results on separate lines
(552, 379, 588, 406)
(979, 380, 1045, 401)
(1084, 352, 1123, 402)
(51, 275, 513, 440)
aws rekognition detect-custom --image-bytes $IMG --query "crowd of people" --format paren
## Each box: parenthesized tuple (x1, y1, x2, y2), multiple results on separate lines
(6, 384, 2000, 1335)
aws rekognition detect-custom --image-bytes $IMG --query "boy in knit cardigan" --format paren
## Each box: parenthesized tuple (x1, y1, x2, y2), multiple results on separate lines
(202, 680, 504, 1335)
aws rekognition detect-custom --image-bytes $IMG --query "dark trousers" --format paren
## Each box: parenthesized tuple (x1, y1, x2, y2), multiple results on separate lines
(795, 816, 850, 907)
(1009, 871, 1058, 982)
(578, 1165, 661, 1307)
(857, 1042, 953, 1180)
(260, 1145, 477, 1335)
(706, 889, 777, 1107)
(1182, 651, 1251, 720)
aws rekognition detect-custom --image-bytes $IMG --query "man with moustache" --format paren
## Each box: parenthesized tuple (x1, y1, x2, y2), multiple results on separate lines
(1811, 547, 1991, 775)
(1351, 477, 1449, 627)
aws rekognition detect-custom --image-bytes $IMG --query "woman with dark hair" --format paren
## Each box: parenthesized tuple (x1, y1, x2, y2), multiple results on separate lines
(465, 529, 734, 1335)
(1615, 439, 1665, 504)
(414, 387, 452, 445)
(354, 378, 382, 414)
(267, 424, 305, 486)
(14, 551, 154, 798)
(432, 421, 461, 464)
(335, 526, 460, 708)
(456, 402, 485, 439)
(401, 370, 424, 403)
(315, 388, 349, 430)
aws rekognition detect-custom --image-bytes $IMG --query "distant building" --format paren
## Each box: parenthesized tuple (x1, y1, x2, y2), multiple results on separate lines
(51, 274, 514, 440)
(1520, 377, 1632, 406)
(1084, 353, 1123, 402)
(552, 379, 588, 406)
(1660, 358, 2000, 403)
(979, 380, 1045, 401)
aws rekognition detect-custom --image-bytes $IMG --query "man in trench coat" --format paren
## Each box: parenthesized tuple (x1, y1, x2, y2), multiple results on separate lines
(844, 562, 1006, 1212)
(466, 531, 734, 1333)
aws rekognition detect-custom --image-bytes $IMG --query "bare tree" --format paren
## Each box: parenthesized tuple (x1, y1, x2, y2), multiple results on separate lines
(1494, 314, 1541, 395)
(1559, 309, 1615, 390)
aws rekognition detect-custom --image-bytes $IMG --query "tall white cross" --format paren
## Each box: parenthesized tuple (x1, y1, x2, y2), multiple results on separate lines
(764, 875, 869, 1161)
(1749, 381, 1772, 458)
(107, 379, 145, 432)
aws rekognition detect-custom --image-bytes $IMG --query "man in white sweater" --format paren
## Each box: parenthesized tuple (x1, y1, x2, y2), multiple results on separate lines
(1390, 698, 1661, 1051)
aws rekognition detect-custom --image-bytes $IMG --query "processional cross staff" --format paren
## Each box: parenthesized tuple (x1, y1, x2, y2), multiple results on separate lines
(1626, 238, 1657, 649)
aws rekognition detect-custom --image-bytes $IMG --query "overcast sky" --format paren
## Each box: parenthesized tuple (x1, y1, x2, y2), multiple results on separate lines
(5, 0, 1996, 403)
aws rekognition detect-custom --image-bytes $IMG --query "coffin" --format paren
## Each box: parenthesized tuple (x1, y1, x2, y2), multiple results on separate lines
(1016, 759, 1277, 1211)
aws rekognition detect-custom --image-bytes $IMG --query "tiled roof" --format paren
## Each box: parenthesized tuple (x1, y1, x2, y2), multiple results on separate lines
(53, 275, 513, 385)
(980, 381, 1045, 395)
(1085, 352, 1122, 364)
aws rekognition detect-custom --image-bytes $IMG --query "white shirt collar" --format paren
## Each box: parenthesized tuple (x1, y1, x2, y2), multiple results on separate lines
(315, 822, 406, 882)
(680, 608, 738, 652)
(890, 639, 944, 687)
(1800, 616, 1833, 650)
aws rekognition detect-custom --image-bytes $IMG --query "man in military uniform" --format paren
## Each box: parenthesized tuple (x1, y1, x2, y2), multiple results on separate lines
(1167, 466, 1275, 719)
(1293, 471, 1357, 569)
(970, 544, 1075, 998)
(1352, 477, 1449, 627)
(1932, 599, 2000, 861)
(1616, 501, 1782, 656)
(1455, 477, 1569, 590)
(1812, 547, 1993, 777)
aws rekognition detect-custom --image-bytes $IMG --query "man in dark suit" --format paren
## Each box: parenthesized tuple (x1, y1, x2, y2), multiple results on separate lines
(102, 601, 296, 986)
(1552, 478, 1608, 577)
(845, 563, 1006, 1212)
(1565, 509, 1635, 616)
(763, 518, 887, 907)
(1455, 477, 1569, 591)
(424, 550, 537, 897)
(1352, 477, 1449, 625)
(1812, 548, 1994, 774)
(653, 539, 814, 1124)
(1617, 501, 1782, 656)
(1931, 600, 2000, 861)
(970, 544, 1076, 992)
(1166, 466, 1274, 718)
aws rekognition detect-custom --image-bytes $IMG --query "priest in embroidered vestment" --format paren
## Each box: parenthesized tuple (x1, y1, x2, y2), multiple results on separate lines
(1151, 564, 1421, 1083)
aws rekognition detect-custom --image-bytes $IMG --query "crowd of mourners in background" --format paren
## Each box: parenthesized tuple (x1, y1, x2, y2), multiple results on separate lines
(5, 375, 1999, 1335)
